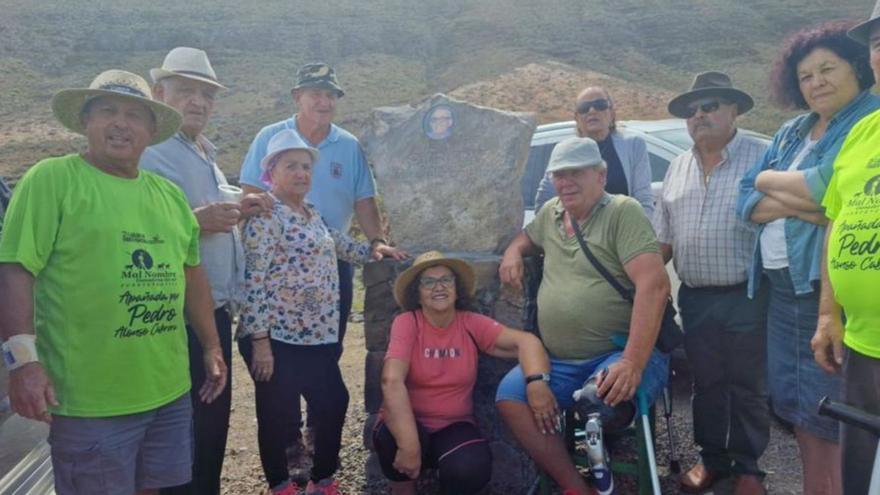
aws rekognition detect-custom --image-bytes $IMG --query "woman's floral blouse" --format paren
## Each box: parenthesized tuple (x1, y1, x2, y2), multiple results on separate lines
(238, 198, 371, 345)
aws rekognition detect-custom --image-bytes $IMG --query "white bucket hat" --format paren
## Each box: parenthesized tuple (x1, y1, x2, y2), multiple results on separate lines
(150, 47, 226, 89)
(260, 129, 320, 186)
(51, 69, 182, 145)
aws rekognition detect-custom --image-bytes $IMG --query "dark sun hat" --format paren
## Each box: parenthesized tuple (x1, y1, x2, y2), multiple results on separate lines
(293, 63, 345, 97)
(668, 71, 754, 119)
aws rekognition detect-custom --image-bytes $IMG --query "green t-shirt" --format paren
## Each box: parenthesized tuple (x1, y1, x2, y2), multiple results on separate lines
(823, 109, 880, 359)
(525, 194, 659, 359)
(0, 154, 200, 417)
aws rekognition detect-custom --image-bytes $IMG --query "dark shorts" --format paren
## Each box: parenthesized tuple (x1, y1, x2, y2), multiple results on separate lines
(48, 393, 193, 495)
(765, 269, 841, 441)
(372, 420, 491, 495)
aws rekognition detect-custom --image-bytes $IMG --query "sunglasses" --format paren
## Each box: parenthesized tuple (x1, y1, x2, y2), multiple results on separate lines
(576, 98, 611, 114)
(682, 99, 729, 118)
(419, 275, 455, 290)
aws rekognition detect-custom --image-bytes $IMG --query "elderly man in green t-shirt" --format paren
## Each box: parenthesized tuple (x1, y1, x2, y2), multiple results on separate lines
(0, 70, 227, 495)
(496, 137, 670, 495)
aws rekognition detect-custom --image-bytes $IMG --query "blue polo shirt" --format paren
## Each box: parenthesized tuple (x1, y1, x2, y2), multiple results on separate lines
(239, 115, 376, 231)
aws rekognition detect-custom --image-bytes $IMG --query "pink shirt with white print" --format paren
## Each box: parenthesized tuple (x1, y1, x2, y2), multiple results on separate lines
(384, 310, 503, 432)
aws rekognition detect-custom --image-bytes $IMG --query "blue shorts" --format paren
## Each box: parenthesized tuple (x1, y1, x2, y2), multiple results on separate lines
(495, 349, 669, 411)
(48, 393, 193, 494)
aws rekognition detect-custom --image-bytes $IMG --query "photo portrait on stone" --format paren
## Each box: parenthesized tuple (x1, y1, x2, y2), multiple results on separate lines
(423, 104, 455, 140)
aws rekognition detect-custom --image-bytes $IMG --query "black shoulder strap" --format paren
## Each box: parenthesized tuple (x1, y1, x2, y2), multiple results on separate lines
(569, 213, 634, 303)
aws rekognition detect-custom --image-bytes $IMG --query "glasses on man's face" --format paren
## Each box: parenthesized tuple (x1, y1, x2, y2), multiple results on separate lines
(682, 99, 728, 119)
(419, 275, 455, 290)
(576, 98, 611, 114)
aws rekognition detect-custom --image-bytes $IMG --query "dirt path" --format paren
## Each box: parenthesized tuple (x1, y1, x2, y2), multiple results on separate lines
(221, 318, 803, 494)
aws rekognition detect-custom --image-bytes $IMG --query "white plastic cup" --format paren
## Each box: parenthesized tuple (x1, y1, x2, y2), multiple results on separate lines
(218, 184, 243, 203)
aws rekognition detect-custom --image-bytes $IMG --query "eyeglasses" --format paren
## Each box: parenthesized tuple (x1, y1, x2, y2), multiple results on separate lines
(682, 99, 728, 118)
(576, 98, 611, 114)
(419, 275, 455, 289)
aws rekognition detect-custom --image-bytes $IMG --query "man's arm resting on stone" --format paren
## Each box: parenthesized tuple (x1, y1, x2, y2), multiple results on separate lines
(354, 197, 384, 241)
(183, 264, 227, 403)
(0, 263, 58, 422)
(597, 251, 669, 406)
(499, 231, 540, 290)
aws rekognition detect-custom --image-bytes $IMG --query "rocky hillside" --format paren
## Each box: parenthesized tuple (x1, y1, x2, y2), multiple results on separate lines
(0, 0, 868, 181)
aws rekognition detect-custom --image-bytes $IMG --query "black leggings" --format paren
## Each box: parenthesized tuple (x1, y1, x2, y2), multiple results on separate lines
(239, 338, 349, 486)
(373, 420, 492, 495)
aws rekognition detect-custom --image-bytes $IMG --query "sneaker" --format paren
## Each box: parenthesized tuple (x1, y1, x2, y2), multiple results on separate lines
(268, 482, 302, 495)
(305, 478, 341, 495)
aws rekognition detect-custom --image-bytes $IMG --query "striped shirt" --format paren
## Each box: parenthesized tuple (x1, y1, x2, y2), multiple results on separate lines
(655, 131, 768, 287)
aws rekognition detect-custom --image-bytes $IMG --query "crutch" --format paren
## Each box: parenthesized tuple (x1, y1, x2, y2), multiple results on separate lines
(637, 391, 663, 495)
(661, 373, 681, 474)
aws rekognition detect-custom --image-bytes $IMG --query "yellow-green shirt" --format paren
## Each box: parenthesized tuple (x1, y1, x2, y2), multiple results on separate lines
(0, 154, 200, 417)
(525, 194, 659, 359)
(823, 109, 880, 359)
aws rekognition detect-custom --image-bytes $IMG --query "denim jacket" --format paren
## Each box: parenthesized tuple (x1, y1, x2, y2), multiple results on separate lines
(737, 89, 880, 297)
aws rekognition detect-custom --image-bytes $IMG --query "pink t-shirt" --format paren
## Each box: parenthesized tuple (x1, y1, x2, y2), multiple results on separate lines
(384, 310, 504, 432)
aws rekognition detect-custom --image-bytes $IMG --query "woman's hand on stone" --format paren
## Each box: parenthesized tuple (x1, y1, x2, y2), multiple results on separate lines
(372, 242, 409, 261)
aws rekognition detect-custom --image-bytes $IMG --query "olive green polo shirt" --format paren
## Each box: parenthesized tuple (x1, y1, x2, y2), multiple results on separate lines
(526, 194, 659, 359)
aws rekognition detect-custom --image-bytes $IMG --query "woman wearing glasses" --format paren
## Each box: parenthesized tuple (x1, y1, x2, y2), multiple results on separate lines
(737, 20, 880, 495)
(374, 251, 552, 495)
(535, 86, 654, 217)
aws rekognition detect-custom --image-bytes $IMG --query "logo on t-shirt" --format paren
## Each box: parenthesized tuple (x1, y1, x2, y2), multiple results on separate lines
(867, 156, 880, 169)
(864, 174, 880, 196)
(331, 162, 343, 179)
(423, 347, 463, 359)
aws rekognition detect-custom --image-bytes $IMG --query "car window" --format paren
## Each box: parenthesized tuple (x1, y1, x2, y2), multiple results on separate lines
(649, 129, 693, 150)
(649, 153, 671, 183)
(520, 142, 557, 209)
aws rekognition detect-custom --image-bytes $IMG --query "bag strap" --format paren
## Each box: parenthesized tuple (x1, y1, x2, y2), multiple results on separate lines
(569, 213, 634, 303)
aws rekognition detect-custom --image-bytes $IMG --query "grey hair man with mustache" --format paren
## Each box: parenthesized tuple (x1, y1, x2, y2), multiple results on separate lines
(655, 72, 771, 495)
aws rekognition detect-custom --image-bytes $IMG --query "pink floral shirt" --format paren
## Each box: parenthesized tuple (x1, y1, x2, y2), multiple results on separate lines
(238, 198, 370, 345)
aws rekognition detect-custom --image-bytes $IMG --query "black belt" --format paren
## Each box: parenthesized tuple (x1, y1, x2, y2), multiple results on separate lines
(682, 281, 747, 293)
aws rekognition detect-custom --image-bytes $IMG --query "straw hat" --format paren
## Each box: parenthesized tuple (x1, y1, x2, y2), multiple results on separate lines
(393, 251, 476, 307)
(51, 69, 182, 145)
(150, 47, 226, 89)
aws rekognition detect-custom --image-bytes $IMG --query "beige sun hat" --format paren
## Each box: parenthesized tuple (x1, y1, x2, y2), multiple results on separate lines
(393, 251, 476, 308)
(150, 47, 227, 89)
(51, 69, 182, 145)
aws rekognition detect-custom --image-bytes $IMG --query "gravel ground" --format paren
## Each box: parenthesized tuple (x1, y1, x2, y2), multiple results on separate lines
(222, 320, 804, 494)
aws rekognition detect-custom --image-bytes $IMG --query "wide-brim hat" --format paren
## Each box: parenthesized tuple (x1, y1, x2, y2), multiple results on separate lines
(292, 62, 345, 97)
(259, 129, 320, 186)
(51, 69, 182, 145)
(150, 46, 227, 89)
(393, 251, 476, 307)
(848, 1, 880, 45)
(668, 71, 754, 119)
(545, 137, 604, 174)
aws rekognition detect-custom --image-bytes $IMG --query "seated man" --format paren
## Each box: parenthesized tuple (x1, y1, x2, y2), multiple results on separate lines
(496, 137, 670, 495)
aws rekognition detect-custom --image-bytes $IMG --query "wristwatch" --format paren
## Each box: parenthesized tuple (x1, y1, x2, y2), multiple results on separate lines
(525, 372, 551, 385)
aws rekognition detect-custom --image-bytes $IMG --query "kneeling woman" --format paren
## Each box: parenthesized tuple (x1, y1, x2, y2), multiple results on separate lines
(238, 130, 404, 495)
(375, 251, 553, 495)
